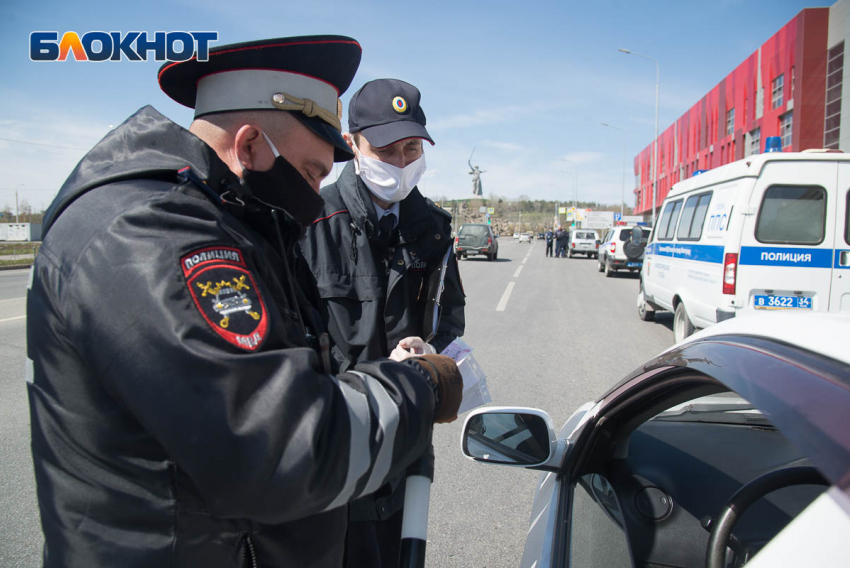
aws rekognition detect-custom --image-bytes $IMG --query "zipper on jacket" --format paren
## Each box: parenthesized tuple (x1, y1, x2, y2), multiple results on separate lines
(244, 534, 258, 568)
(270, 209, 308, 339)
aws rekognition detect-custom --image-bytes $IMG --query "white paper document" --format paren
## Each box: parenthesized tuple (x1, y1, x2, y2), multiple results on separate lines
(440, 338, 491, 414)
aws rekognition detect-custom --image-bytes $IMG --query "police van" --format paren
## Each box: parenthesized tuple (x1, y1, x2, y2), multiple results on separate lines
(637, 148, 850, 342)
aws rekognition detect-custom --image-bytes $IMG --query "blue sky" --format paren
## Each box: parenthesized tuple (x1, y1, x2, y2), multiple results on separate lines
(1, 0, 816, 213)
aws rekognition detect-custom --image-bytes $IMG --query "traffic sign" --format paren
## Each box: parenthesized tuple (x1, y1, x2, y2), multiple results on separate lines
(614, 212, 622, 222)
(558, 207, 566, 214)
(487, 207, 495, 214)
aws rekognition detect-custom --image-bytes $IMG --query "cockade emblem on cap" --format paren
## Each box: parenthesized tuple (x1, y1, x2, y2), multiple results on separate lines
(392, 96, 408, 113)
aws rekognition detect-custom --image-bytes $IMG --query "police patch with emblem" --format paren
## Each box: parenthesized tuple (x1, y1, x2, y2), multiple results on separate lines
(181, 246, 268, 351)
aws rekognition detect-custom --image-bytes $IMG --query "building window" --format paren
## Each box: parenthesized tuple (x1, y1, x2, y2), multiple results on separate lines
(772, 74, 784, 109)
(726, 108, 735, 136)
(780, 112, 793, 149)
(750, 128, 761, 155)
(825, 42, 844, 149)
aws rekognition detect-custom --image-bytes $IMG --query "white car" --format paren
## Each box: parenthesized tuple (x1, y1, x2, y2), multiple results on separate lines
(518, 233, 533, 244)
(461, 311, 850, 568)
(639, 150, 850, 343)
(598, 225, 650, 277)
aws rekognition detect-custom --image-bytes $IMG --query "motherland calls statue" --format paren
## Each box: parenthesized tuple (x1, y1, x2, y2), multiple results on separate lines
(468, 148, 485, 196)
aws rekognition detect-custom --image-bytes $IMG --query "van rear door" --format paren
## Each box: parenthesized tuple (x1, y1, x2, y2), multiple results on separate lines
(737, 160, 837, 313)
(831, 164, 850, 311)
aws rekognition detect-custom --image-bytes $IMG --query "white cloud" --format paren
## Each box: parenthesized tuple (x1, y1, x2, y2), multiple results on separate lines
(480, 140, 524, 152)
(558, 151, 606, 165)
(0, 106, 115, 211)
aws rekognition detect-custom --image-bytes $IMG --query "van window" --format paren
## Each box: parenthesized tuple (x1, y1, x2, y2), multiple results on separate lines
(459, 225, 488, 237)
(846, 190, 849, 245)
(755, 186, 826, 245)
(657, 200, 683, 241)
(677, 192, 712, 241)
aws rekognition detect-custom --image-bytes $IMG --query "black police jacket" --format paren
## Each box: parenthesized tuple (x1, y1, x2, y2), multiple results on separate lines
(299, 161, 465, 371)
(26, 106, 437, 568)
(298, 162, 465, 522)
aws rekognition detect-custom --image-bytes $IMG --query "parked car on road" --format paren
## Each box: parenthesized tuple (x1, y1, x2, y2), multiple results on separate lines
(461, 311, 850, 568)
(568, 229, 599, 258)
(598, 225, 650, 277)
(537, 232, 545, 240)
(639, 150, 850, 343)
(519, 232, 533, 244)
(456, 223, 499, 261)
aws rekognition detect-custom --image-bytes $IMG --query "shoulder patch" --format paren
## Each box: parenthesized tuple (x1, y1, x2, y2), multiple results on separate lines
(181, 246, 268, 351)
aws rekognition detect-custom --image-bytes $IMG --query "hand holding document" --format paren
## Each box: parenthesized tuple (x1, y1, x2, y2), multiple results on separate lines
(440, 338, 491, 414)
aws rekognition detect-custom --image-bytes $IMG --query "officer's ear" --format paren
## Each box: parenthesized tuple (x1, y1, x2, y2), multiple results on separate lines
(233, 124, 266, 173)
(342, 132, 355, 151)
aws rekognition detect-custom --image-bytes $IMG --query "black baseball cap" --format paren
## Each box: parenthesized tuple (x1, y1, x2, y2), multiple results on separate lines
(348, 79, 434, 148)
(158, 35, 362, 162)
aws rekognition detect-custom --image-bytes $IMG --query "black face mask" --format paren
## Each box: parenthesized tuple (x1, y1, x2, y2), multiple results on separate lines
(240, 133, 325, 229)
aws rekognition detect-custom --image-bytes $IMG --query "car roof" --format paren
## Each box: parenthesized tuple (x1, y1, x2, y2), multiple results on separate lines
(668, 151, 850, 198)
(683, 311, 850, 367)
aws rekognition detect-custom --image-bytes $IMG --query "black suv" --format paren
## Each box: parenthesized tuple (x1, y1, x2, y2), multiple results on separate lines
(455, 223, 499, 261)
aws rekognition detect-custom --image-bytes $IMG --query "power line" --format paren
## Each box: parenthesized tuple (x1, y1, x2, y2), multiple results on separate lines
(0, 136, 90, 151)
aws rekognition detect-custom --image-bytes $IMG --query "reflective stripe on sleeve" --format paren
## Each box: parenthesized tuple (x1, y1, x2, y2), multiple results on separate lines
(324, 373, 373, 511)
(356, 374, 400, 497)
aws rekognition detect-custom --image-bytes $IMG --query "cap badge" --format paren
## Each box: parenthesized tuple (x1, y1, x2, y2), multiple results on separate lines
(392, 96, 408, 113)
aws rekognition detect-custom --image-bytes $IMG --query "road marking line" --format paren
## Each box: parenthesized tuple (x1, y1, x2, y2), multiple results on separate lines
(513, 265, 523, 278)
(0, 315, 26, 324)
(496, 282, 515, 312)
(0, 297, 25, 303)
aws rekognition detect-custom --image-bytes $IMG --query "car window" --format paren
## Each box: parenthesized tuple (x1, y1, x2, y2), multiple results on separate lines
(756, 185, 826, 245)
(570, 474, 634, 567)
(845, 190, 849, 245)
(618, 228, 632, 241)
(656, 200, 683, 242)
(459, 225, 488, 237)
(676, 196, 698, 241)
(577, 232, 595, 240)
(677, 192, 712, 241)
(689, 194, 712, 240)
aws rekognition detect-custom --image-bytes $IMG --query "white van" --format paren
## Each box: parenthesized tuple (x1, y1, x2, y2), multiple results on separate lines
(638, 151, 850, 342)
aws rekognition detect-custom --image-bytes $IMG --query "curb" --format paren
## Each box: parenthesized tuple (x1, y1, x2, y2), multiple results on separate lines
(0, 264, 32, 271)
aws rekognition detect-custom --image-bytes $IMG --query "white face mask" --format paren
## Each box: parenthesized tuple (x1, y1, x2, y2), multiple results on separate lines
(353, 140, 426, 203)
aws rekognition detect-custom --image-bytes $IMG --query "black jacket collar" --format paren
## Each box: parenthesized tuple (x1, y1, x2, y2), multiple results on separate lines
(335, 161, 436, 245)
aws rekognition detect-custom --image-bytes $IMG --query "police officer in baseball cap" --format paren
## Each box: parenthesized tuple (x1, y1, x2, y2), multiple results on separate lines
(28, 37, 463, 568)
(301, 78, 466, 568)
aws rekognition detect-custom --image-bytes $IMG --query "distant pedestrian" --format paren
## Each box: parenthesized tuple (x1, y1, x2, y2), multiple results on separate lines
(544, 229, 554, 257)
(555, 226, 568, 258)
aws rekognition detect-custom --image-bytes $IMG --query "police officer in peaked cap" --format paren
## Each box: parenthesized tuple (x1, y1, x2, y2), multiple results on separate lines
(27, 36, 463, 568)
(300, 78, 466, 568)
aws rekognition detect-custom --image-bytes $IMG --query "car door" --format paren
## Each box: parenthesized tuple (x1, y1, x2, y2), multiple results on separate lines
(831, 164, 850, 311)
(737, 160, 837, 313)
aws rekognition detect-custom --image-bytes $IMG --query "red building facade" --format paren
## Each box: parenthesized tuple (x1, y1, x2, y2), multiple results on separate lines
(634, 8, 830, 216)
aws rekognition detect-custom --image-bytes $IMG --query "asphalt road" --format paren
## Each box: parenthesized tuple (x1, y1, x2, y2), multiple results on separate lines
(0, 240, 675, 567)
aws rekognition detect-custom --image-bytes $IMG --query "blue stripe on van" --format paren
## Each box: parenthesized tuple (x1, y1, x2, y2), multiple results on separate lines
(836, 250, 850, 269)
(647, 242, 724, 263)
(739, 246, 832, 268)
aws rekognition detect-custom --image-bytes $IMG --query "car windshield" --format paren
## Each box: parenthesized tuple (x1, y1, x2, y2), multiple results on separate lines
(459, 225, 488, 236)
(651, 393, 772, 426)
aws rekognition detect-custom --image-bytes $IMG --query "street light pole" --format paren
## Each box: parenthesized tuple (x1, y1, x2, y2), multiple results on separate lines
(601, 123, 627, 218)
(619, 48, 659, 228)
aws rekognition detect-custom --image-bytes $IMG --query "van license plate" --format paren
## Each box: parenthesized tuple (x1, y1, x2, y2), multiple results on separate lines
(754, 295, 812, 309)
(626, 262, 642, 268)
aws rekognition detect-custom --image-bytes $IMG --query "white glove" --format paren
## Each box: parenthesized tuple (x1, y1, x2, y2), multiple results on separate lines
(388, 336, 436, 361)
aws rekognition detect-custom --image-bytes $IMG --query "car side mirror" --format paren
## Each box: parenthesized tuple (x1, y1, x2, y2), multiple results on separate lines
(461, 407, 562, 470)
